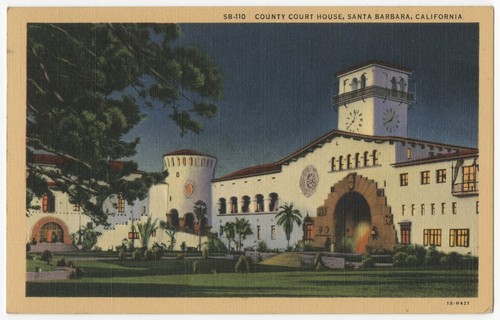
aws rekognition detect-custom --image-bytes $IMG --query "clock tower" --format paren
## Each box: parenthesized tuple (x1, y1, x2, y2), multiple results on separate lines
(333, 61, 414, 137)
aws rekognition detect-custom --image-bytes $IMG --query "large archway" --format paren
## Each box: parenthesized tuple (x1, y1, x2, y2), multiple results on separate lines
(313, 173, 397, 253)
(31, 217, 72, 244)
(334, 191, 372, 253)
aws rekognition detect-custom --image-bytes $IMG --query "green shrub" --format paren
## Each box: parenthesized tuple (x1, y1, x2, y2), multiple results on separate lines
(256, 241, 268, 252)
(26, 242, 31, 253)
(56, 258, 67, 267)
(67, 261, 75, 268)
(41, 250, 53, 264)
(132, 249, 142, 260)
(361, 256, 376, 268)
(202, 246, 209, 259)
(413, 245, 427, 266)
(405, 255, 418, 267)
(392, 251, 407, 267)
(176, 253, 185, 260)
(144, 249, 155, 260)
(69, 267, 84, 279)
(425, 246, 443, 267)
(153, 246, 163, 260)
(439, 255, 450, 267)
(180, 241, 187, 252)
(235, 255, 251, 273)
(336, 237, 355, 253)
(192, 261, 199, 274)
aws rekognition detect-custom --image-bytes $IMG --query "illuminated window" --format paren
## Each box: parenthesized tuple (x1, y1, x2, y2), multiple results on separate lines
(449, 229, 469, 247)
(305, 224, 313, 240)
(118, 195, 125, 213)
(42, 194, 55, 213)
(73, 203, 80, 212)
(407, 148, 412, 160)
(462, 165, 477, 192)
(400, 173, 408, 186)
(423, 229, 442, 246)
(436, 169, 446, 183)
(399, 222, 411, 244)
(452, 202, 457, 215)
(271, 225, 276, 240)
(420, 171, 430, 185)
(128, 232, 139, 239)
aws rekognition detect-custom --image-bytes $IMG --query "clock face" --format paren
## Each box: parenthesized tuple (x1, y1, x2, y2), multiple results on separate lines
(382, 108, 400, 133)
(299, 165, 319, 197)
(345, 109, 364, 132)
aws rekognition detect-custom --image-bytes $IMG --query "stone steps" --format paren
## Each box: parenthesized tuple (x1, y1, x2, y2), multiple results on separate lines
(29, 243, 79, 253)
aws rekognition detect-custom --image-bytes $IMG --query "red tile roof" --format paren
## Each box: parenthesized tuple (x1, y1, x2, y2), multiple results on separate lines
(393, 148, 479, 167)
(163, 149, 215, 158)
(31, 154, 66, 165)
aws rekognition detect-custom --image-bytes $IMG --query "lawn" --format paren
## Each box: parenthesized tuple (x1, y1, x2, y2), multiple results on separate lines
(26, 257, 478, 297)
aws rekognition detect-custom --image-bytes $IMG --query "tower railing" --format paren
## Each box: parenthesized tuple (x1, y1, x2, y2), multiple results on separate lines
(333, 86, 414, 107)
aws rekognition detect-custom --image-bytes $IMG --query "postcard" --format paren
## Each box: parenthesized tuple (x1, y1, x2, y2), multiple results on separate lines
(6, 6, 493, 314)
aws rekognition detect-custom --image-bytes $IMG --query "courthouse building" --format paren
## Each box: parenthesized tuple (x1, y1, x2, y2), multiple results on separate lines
(27, 61, 479, 255)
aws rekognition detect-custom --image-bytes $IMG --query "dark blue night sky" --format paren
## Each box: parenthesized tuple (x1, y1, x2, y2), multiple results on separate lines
(124, 23, 479, 177)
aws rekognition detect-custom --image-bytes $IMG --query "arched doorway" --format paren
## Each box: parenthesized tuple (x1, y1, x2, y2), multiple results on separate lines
(39, 222, 64, 243)
(334, 192, 371, 253)
(313, 173, 397, 254)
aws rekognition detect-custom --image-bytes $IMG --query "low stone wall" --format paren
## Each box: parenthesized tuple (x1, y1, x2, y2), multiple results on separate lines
(244, 251, 278, 262)
(26, 268, 74, 281)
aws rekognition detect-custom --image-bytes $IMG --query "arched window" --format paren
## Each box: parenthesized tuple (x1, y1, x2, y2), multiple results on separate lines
(230, 197, 238, 213)
(184, 213, 195, 229)
(269, 193, 279, 211)
(195, 158, 199, 167)
(347, 154, 352, 169)
(391, 77, 397, 95)
(171, 158, 175, 167)
(360, 74, 367, 89)
(363, 151, 369, 167)
(339, 156, 344, 171)
(201, 159, 205, 167)
(182, 157, 186, 166)
(399, 77, 407, 92)
(355, 153, 360, 168)
(177, 157, 180, 166)
(219, 198, 227, 214)
(39, 222, 64, 243)
(241, 196, 251, 213)
(189, 157, 193, 166)
(372, 150, 378, 166)
(351, 78, 359, 91)
(331, 157, 336, 172)
(255, 194, 264, 212)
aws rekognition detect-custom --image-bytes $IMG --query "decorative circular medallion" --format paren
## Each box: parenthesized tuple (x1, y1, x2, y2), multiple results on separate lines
(184, 180, 195, 198)
(299, 165, 319, 197)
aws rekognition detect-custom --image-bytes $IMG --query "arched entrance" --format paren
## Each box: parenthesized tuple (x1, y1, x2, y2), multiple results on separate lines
(31, 217, 72, 244)
(334, 192, 371, 253)
(313, 173, 397, 253)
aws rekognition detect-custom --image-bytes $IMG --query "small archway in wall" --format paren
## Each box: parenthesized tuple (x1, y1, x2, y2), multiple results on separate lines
(31, 217, 72, 244)
(184, 212, 195, 230)
(313, 173, 397, 254)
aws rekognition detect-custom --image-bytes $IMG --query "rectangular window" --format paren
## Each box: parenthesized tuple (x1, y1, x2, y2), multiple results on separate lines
(331, 157, 336, 172)
(402, 204, 405, 216)
(449, 229, 470, 247)
(257, 225, 261, 240)
(411, 204, 415, 216)
(431, 203, 435, 215)
(462, 165, 477, 191)
(407, 148, 412, 159)
(128, 232, 139, 239)
(400, 173, 408, 186)
(420, 171, 430, 185)
(271, 225, 276, 240)
(305, 224, 313, 240)
(73, 203, 80, 211)
(441, 202, 446, 215)
(423, 229, 442, 246)
(42, 194, 55, 213)
(476, 201, 479, 214)
(436, 169, 446, 183)
(421, 204, 425, 215)
(452, 202, 457, 215)
(118, 195, 125, 213)
(401, 229, 411, 244)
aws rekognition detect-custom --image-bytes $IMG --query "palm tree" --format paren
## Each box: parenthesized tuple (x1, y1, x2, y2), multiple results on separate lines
(222, 221, 236, 252)
(77, 222, 102, 251)
(137, 216, 158, 249)
(159, 220, 177, 251)
(276, 202, 303, 249)
(234, 217, 253, 252)
(194, 200, 208, 250)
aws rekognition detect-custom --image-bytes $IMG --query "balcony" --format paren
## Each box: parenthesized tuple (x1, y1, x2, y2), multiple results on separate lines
(452, 182, 479, 196)
(333, 85, 414, 107)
